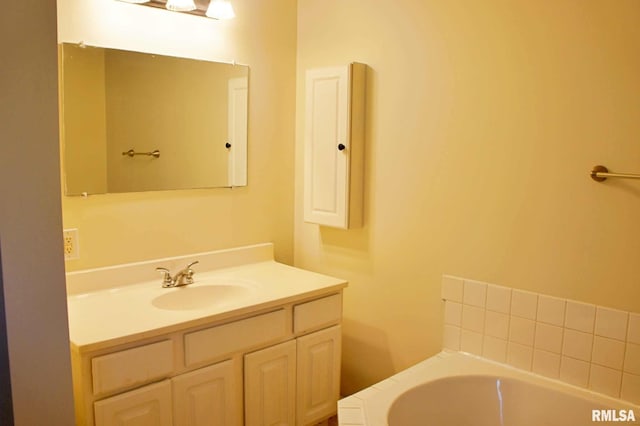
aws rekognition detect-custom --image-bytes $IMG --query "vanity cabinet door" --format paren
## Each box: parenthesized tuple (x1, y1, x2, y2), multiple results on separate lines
(304, 63, 365, 229)
(94, 380, 172, 426)
(296, 326, 342, 426)
(172, 359, 242, 426)
(244, 340, 297, 426)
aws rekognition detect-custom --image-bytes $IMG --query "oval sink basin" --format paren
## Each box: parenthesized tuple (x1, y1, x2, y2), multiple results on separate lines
(152, 281, 256, 311)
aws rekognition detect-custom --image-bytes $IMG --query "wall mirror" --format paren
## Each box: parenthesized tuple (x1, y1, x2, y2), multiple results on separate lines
(59, 43, 249, 195)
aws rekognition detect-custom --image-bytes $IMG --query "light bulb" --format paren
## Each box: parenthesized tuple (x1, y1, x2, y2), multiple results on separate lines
(206, 0, 235, 19)
(166, 0, 196, 12)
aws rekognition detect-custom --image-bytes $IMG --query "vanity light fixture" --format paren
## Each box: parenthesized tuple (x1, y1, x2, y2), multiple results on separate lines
(166, 0, 196, 12)
(115, 0, 235, 19)
(206, 0, 235, 20)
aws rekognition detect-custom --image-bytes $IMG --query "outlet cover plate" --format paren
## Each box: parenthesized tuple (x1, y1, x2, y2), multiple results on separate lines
(63, 228, 79, 260)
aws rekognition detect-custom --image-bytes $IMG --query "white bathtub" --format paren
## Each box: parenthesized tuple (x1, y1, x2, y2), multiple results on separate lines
(338, 351, 640, 425)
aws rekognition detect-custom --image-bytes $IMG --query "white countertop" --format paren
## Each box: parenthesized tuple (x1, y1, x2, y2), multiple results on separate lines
(67, 247, 347, 353)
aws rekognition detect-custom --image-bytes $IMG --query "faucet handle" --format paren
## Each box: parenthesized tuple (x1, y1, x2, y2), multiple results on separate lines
(184, 261, 199, 282)
(156, 267, 174, 287)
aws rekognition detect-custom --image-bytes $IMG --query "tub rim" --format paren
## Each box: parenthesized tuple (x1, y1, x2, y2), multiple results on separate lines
(338, 351, 640, 426)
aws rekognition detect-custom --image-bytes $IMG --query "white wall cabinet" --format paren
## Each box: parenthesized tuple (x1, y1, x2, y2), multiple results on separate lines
(73, 292, 343, 426)
(304, 63, 366, 229)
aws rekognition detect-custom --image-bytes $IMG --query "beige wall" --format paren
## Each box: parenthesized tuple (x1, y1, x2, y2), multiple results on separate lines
(0, 0, 76, 423)
(58, 0, 297, 270)
(295, 0, 640, 394)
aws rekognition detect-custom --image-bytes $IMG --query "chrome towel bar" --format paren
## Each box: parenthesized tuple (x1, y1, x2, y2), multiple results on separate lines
(590, 165, 640, 182)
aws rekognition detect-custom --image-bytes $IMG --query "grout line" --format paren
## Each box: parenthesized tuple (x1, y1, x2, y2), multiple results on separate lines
(442, 274, 640, 402)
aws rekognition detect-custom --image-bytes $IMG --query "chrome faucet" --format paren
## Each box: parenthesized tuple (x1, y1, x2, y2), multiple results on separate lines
(156, 261, 199, 288)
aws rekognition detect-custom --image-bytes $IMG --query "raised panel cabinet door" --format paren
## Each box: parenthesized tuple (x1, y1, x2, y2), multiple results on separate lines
(303, 64, 365, 229)
(304, 65, 349, 229)
(94, 380, 172, 426)
(296, 326, 342, 426)
(244, 340, 297, 426)
(172, 359, 242, 426)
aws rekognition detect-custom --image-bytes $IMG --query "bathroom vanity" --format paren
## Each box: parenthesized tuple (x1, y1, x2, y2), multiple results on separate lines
(66, 244, 347, 426)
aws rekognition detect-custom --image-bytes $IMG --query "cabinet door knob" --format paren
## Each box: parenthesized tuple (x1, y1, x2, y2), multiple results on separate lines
(337, 143, 346, 151)
(225, 142, 232, 149)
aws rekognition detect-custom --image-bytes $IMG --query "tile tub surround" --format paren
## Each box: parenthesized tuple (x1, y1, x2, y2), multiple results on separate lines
(441, 275, 640, 405)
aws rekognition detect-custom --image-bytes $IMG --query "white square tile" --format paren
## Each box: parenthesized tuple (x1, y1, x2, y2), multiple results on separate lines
(533, 349, 561, 378)
(562, 329, 593, 362)
(511, 289, 538, 320)
(482, 336, 507, 363)
(486, 284, 511, 314)
(485, 311, 509, 340)
(463, 280, 487, 307)
(444, 301, 462, 326)
(537, 295, 566, 326)
(534, 323, 563, 354)
(591, 336, 626, 370)
(595, 306, 628, 341)
(443, 325, 461, 351)
(462, 305, 485, 333)
(372, 378, 401, 391)
(442, 275, 464, 302)
(460, 329, 483, 355)
(507, 342, 533, 371)
(509, 316, 536, 346)
(338, 407, 365, 425)
(565, 301, 596, 333)
(589, 364, 622, 398)
(621, 373, 640, 405)
(560, 356, 590, 388)
(624, 342, 640, 375)
(338, 395, 364, 408)
(353, 386, 380, 399)
(627, 313, 640, 345)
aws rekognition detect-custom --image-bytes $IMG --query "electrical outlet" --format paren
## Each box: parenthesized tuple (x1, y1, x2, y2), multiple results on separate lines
(63, 228, 80, 260)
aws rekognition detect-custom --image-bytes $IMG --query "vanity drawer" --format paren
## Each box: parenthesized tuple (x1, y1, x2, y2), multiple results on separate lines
(294, 293, 342, 334)
(92, 340, 174, 396)
(184, 309, 289, 367)
(94, 380, 173, 426)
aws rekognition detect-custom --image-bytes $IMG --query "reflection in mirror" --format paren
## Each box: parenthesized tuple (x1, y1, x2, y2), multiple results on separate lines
(59, 43, 249, 195)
